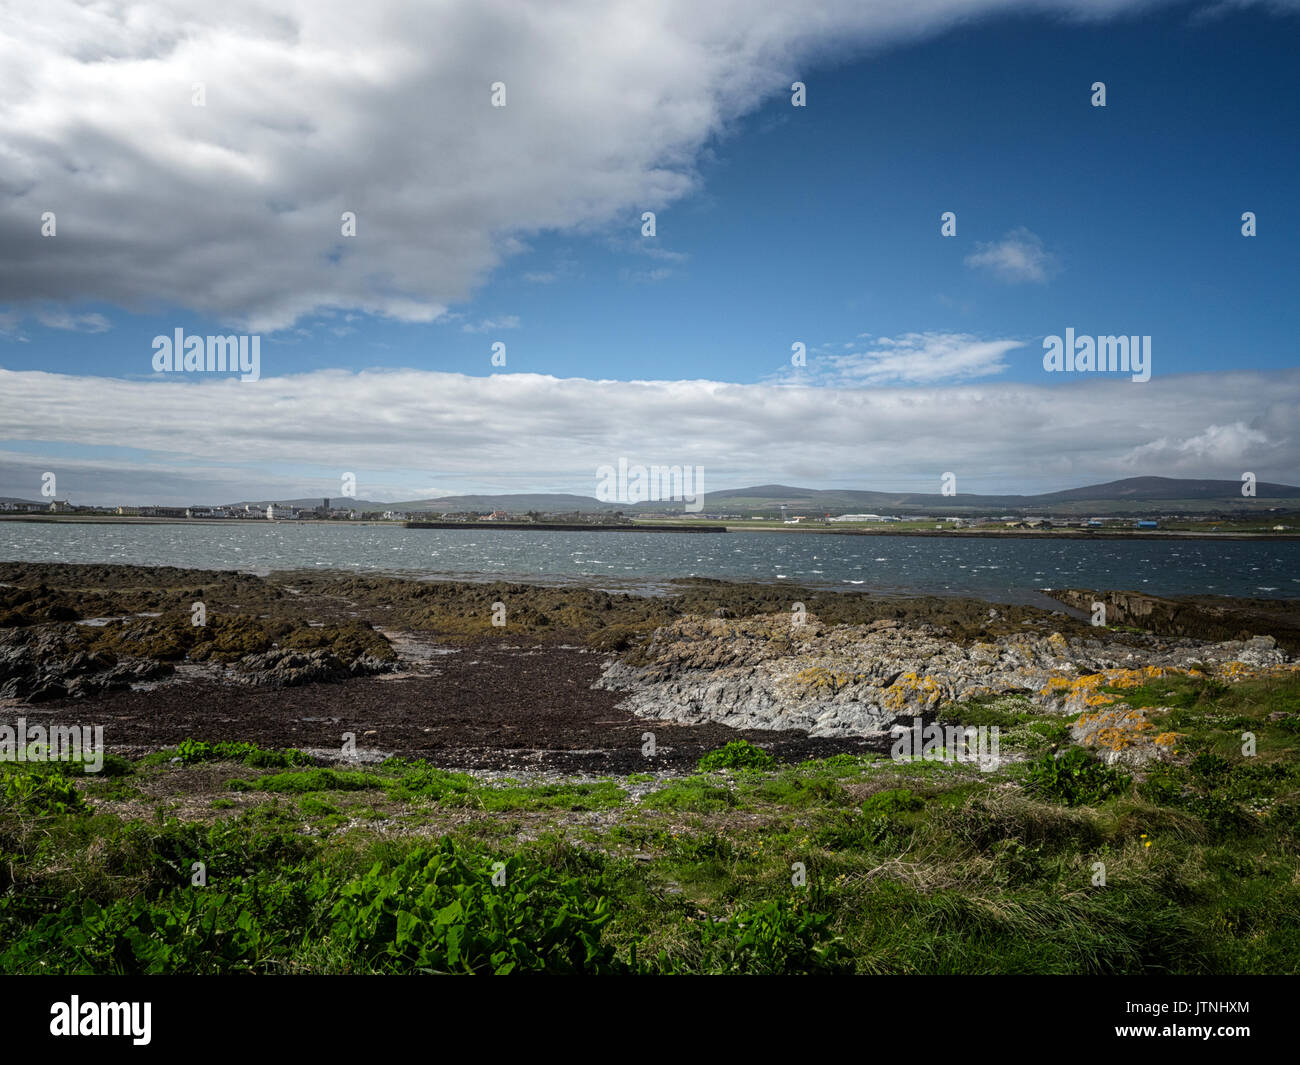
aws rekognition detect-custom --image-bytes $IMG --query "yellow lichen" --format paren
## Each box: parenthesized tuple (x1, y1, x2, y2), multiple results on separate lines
(794, 666, 869, 694)
(882, 671, 944, 711)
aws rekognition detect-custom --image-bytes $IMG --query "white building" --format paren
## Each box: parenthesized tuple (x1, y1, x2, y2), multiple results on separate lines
(266, 504, 294, 520)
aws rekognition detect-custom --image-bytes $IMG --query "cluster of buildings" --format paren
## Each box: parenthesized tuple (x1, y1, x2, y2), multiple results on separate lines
(0, 499, 638, 525)
(426, 510, 510, 522)
(132, 500, 363, 521)
(430, 510, 635, 525)
(0, 498, 362, 520)
(769, 511, 1166, 529)
(0, 499, 118, 515)
(787, 513, 975, 526)
(1001, 517, 1159, 529)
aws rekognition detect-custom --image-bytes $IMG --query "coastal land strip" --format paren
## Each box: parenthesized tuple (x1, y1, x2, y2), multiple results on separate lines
(2, 561, 1297, 770)
(3, 512, 1299, 539)
(5, 561, 1300, 974)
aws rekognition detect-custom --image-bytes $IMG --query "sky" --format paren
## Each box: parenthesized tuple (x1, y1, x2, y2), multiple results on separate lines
(1, 0, 1297, 505)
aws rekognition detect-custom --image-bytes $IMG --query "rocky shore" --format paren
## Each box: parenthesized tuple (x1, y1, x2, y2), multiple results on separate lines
(0, 609, 396, 703)
(2, 562, 1297, 770)
(1046, 588, 1300, 655)
(595, 611, 1296, 764)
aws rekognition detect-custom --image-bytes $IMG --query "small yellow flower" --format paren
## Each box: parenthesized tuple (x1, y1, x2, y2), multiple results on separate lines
(1144, 841, 1152, 848)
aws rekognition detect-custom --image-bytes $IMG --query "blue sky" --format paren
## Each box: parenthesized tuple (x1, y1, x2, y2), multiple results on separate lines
(1, 0, 1297, 503)
(5, 2, 1295, 383)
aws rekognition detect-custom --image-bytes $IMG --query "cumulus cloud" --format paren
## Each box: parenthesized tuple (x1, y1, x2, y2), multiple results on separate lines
(1119, 422, 1273, 466)
(0, 365, 1294, 504)
(775, 332, 1024, 386)
(964, 227, 1059, 284)
(1, 0, 1175, 331)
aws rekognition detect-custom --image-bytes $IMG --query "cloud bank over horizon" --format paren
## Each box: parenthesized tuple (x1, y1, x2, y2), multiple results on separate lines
(0, 363, 1294, 504)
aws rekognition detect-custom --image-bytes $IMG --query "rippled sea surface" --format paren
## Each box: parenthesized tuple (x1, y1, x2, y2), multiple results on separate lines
(2, 522, 1297, 603)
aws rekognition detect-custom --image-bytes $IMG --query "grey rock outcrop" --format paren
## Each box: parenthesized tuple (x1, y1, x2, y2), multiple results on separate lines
(596, 613, 1296, 740)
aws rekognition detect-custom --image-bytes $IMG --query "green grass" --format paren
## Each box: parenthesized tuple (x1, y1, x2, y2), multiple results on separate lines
(860, 787, 926, 815)
(2, 671, 1298, 973)
(641, 777, 738, 812)
(139, 738, 313, 769)
(1022, 748, 1132, 807)
(938, 694, 1071, 753)
(455, 780, 626, 812)
(741, 774, 852, 808)
(232, 768, 380, 793)
(698, 739, 775, 772)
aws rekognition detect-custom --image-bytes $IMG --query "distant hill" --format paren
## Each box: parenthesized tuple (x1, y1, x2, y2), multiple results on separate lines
(355, 477, 1300, 516)
(13, 477, 1298, 516)
(389, 493, 610, 513)
(1033, 476, 1300, 502)
(657, 478, 1300, 514)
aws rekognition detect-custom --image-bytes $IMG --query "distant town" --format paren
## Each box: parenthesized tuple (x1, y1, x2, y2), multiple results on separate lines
(0, 498, 589, 523)
(1, 496, 1295, 534)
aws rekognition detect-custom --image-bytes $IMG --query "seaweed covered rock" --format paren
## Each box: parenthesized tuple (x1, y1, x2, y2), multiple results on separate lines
(233, 646, 394, 688)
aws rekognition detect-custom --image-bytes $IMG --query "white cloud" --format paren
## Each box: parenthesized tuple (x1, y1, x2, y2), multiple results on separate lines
(1190, 0, 1300, 22)
(31, 309, 111, 333)
(461, 315, 521, 334)
(1119, 422, 1272, 466)
(1, 0, 1182, 331)
(964, 227, 1059, 284)
(617, 239, 690, 264)
(776, 332, 1024, 386)
(618, 267, 676, 283)
(0, 365, 1295, 503)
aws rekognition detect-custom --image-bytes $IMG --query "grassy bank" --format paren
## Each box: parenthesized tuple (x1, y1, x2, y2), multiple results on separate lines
(3, 670, 1298, 974)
